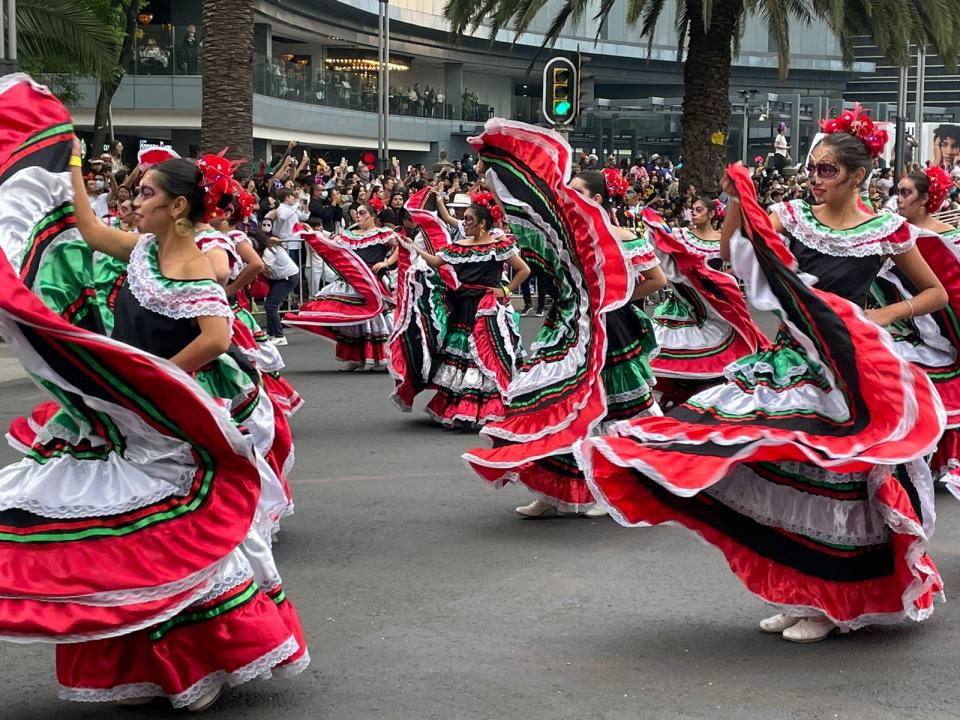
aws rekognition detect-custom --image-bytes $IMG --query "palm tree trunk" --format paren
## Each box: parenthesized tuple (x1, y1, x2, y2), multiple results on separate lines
(201, 0, 254, 171)
(91, 1, 138, 159)
(680, 0, 743, 195)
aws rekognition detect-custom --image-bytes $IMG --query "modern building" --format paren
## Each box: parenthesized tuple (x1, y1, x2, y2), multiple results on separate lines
(70, 0, 874, 168)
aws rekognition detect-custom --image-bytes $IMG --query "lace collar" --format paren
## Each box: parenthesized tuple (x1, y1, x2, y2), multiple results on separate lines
(676, 227, 722, 257)
(126, 235, 233, 322)
(341, 227, 398, 249)
(773, 200, 916, 257)
(438, 235, 518, 264)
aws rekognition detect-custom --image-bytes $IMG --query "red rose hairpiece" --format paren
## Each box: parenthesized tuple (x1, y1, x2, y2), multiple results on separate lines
(234, 184, 256, 221)
(819, 103, 888, 160)
(603, 168, 629, 200)
(197, 149, 244, 222)
(712, 198, 726, 222)
(924, 166, 951, 214)
(469, 190, 504, 224)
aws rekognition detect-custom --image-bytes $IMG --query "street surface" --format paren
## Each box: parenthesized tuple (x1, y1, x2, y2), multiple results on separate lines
(2, 316, 960, 719)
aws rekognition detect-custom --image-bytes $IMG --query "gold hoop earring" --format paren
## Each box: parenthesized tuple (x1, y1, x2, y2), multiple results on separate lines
(174, 217, 194, 237)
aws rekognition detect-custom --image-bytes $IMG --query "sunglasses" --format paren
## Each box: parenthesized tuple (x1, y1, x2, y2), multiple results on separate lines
(805, 161, 841, 180)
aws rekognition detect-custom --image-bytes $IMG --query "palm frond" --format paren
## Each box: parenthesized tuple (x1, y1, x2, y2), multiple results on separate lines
(674, 2, 690, 61)
(17, 0, 121, 82)
(752, 0, 814, 79)
(593, 0, 619, 41)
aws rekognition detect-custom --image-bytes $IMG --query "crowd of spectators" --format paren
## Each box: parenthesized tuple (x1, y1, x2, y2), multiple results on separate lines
(80, 136, 960, 319)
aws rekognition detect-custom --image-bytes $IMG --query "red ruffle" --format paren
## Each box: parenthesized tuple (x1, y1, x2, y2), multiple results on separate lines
(56, 585, 302, 706)
(591, 459, 941, 625)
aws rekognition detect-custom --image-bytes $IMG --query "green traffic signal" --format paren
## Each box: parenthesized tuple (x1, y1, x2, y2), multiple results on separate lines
(554, 100, 572, 115)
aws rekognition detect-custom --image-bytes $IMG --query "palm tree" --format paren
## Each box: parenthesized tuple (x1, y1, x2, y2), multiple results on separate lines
(443, 0, 960, 193)
(18, 0, 128, 156)
(201, 0, 254, 171)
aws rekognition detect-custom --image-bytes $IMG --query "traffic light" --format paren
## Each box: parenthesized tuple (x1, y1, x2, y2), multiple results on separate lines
(542, 56, 578, 126)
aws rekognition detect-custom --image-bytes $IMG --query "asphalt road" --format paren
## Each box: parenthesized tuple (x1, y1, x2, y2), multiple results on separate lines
(3, 317, 960, 720)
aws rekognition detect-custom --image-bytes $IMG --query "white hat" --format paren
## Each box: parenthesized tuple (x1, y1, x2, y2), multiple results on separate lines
(651, 153, 660, 160)
(447, 193, 472, 207)
(587, 153, 598, 162)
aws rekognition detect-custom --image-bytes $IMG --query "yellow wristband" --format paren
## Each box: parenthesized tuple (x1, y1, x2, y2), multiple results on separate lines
(69, 156, 82, 167)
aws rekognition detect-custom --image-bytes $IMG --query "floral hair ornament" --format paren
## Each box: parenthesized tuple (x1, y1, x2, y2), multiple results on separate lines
(924, 166, 952, 214)
(469, 190, 504, 224)
(603, 168, 629, 200)
(197, 149, 244, 222)
(712, 198, 726, 222)
(230, 181, 256, 221)
(819, 103, 888, 159)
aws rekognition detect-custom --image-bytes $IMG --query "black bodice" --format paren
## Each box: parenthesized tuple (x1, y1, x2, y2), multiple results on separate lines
(355, 244, 389, 267)
(112, 282, 200, 359)
(788, 237, 885, 307)
(451, 258, 505, 293)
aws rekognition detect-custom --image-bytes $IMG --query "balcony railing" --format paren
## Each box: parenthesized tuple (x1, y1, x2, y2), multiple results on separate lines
(252, 54, 494, 122)
(125, 25, 202, 76)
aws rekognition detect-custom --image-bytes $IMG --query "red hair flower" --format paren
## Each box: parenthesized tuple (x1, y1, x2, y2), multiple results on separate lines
(712, 198, 726, 222)
(470, 190, 504, 224)
(197, 149, 244, 222)
(924, 166, 952, 214)
(603, 168, 629, 200)
(820, 103, 888, 160)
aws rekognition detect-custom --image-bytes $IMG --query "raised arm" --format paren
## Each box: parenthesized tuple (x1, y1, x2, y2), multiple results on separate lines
(435, 192, 460, 230)
(70, 139, 139, 260)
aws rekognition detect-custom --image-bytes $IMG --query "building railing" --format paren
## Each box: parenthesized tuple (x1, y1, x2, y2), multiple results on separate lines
(251, 54, 495, 121)
(124, 24, 202, 77)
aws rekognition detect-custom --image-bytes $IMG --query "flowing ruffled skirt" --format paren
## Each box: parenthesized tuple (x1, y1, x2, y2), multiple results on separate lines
(578, 167, 945, 629)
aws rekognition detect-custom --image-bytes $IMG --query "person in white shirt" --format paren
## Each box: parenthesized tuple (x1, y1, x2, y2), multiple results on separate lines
(773, 123, 789, 172)
(266, 188, 310, 286)
(253, 229, 300, 345)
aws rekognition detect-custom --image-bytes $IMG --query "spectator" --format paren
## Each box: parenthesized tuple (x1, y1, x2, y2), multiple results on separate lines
(378, 192, 405, 228)
(773, 123, 790, 173)
(139, 37, 170, 74)
(252, 229, 300, 346)
(178, 24, 201, 75)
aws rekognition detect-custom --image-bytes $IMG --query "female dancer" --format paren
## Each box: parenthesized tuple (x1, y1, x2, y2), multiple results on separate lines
(55, 145, 308, 708)
(284, 202, 399, 371)
(876, 167, 960, 486)
(398, 194, 529, 427)
(481, 166, 667, 517)
(451, 122, 660, 515)
(579, 109, 947, 643)
(647, 198, 768, 410)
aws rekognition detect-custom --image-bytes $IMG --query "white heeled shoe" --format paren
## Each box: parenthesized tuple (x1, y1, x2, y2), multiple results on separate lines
(758, 613, 800, 634)
(515, 499, 559, 518)
(781, 617, 837, 643)
(186, 685, 223, 713)
(583, 505, 608, 518)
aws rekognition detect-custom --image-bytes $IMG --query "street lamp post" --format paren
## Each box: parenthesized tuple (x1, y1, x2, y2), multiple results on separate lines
(894, 51, 910, 180)
(377, 0, 390, 174)
(738, 89, 758, 164)
(0, 0, 17, 75)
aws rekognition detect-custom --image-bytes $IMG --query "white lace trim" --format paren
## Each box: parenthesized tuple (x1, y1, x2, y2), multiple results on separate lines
(58, 635, 305, 708)
(341, 227, 399, 249)
(723, 358, 814, 386)
(676, 228, 722, 258)
(0, 463, 194, 520)
(773, 200, 914, 257)
(127, 234, 233, 321)
(438, 242, 519, 264)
